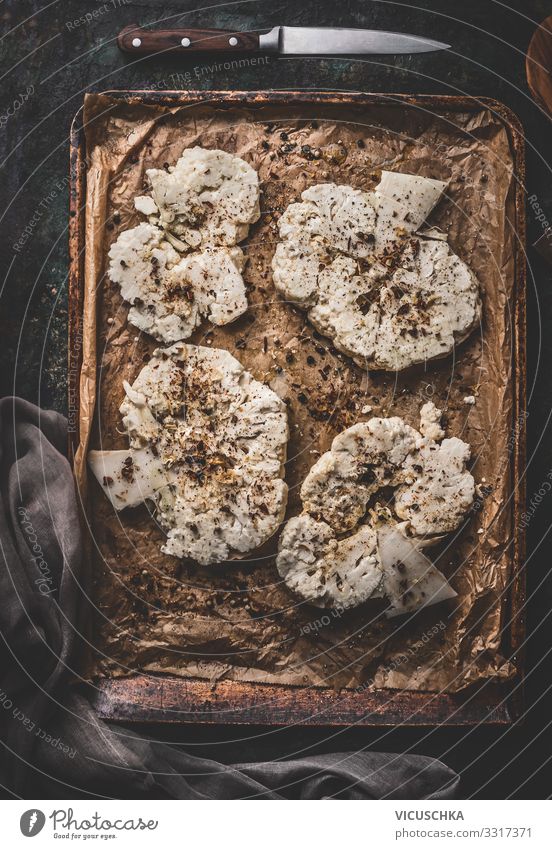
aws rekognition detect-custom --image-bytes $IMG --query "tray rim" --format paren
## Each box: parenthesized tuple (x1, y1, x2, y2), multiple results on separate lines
(68, 89, 526, 727)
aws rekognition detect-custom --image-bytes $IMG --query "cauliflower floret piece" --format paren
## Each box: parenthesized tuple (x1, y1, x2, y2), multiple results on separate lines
(108, 223, 248, 343)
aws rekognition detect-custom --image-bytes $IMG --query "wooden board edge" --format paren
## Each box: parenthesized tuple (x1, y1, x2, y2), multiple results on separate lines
(68, 106, 85, 459)
(88, 674, 516, 727)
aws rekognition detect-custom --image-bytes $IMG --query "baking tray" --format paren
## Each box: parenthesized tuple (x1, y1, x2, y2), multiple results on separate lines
(68, 90, 526, 726)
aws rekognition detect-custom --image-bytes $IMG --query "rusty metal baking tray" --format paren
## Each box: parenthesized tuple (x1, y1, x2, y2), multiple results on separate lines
(68, 90, 526, 726)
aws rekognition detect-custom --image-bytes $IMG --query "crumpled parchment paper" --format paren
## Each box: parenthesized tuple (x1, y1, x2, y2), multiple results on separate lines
(74, 92, 521, 693)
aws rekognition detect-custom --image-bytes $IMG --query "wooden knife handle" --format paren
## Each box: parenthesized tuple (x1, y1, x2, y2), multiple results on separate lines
(118, 24, 261, 55)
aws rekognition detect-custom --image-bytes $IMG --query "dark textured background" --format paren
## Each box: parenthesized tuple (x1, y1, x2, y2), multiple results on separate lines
(1, 0, 552, 799)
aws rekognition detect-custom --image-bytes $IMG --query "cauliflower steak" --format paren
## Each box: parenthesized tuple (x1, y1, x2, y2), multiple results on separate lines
(89, 343, 289, 566)
(276, 403, 473, 616)
(272, 172, 481, 371)
(108, 148, 261, 344)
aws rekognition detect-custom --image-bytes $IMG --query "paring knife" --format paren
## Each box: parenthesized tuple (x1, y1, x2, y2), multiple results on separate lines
(117, 24, 450, 56)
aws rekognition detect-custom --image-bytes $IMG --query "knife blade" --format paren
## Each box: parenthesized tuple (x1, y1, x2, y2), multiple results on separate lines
(118, 24, 450, 57)
(261, 26, 450, 55)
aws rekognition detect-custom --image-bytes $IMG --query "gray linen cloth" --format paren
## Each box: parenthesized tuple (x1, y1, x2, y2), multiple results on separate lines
(0, 397, 459, 799)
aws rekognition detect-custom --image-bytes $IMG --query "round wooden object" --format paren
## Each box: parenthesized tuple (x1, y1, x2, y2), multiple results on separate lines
(526, 15, 552, 116)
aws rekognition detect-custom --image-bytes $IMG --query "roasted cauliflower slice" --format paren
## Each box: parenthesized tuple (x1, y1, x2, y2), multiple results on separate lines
(276, 404, 472, 616)
(89, 343, 289, 566)
(272, 172, 481, 371)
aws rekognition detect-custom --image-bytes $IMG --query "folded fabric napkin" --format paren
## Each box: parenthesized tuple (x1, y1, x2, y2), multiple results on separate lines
(0, 396, 459, 799)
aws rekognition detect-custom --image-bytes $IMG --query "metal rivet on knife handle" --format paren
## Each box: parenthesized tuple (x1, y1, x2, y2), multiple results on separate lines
(117, 24, 262, 54)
